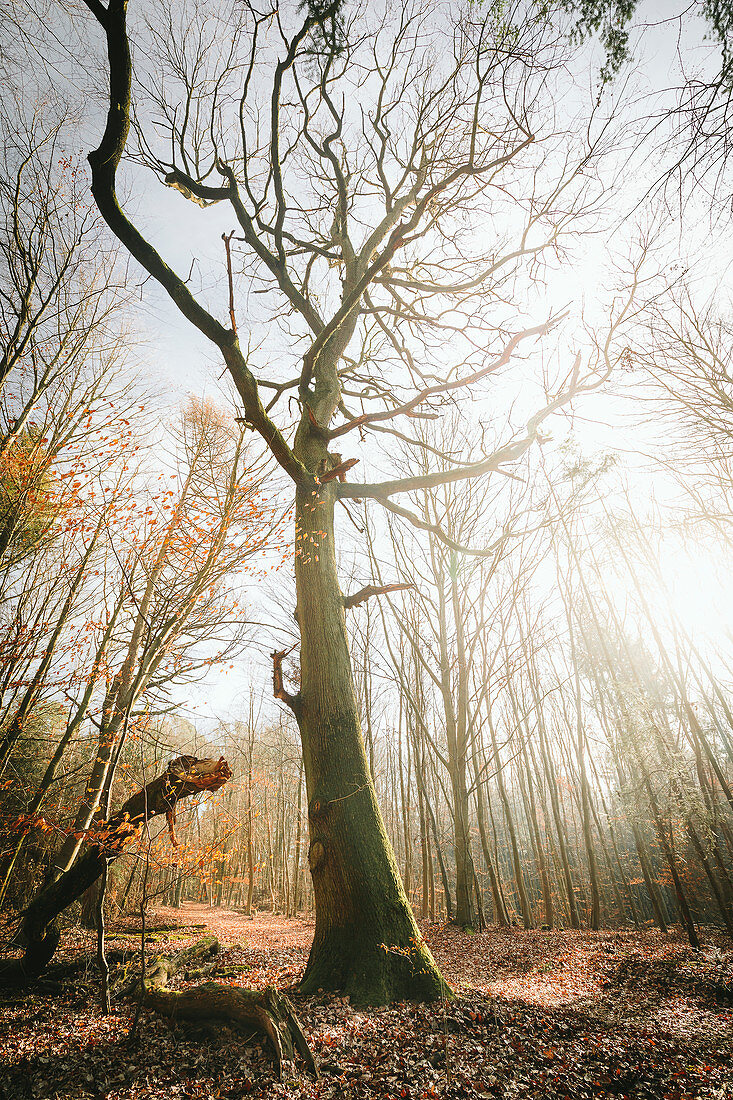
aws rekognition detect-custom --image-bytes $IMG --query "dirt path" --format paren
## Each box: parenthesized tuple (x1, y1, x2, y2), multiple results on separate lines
(151, 903, 316, 951)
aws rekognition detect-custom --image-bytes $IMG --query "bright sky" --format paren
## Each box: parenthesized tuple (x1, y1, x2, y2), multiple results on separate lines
(19, 0, 733, 724)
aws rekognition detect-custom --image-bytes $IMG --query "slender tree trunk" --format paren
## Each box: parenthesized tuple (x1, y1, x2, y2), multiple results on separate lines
(567, 618, 601, 931)
(526, 649, 581, 929)
(471, 746, 510, 927)
(408, 660, 454, 921)
(418, 779, 429, 919)
(630, 732, 700, 947)
(397, 705, 413, 901)
(519, 744, 554, 929)
(424, 762, 454, 921)
(96, 859, 111, 1014)
(447, 556, 478, 928)
(587, 749, 641, 926)
(245, 720, 255, 917)
(293, 760, 303, 914)
(487, 708, 532, 928)
(504, 662, 553, 929)
(265, 795, 276, 912)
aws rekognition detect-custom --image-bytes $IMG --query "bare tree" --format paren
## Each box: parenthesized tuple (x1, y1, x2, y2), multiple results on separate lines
(73, 0, 623, 1003)
(49, 399, 274, 879)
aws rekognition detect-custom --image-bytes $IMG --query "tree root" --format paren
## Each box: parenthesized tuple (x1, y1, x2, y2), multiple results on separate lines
(127, 937, 319, 1080)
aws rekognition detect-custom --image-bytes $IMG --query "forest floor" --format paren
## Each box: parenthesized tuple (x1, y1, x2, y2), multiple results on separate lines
(1, 904, 732, 1100)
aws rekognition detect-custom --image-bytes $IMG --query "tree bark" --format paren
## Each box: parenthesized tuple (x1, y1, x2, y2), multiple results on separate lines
(145, 982, 317, 1079)
(119, 935, 318, 1079)
(293, 479, 448, 1005)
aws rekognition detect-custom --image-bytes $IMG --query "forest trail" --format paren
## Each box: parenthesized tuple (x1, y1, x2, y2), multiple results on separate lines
(150, 903, 317, 950)
(2, 907, 733, 1099)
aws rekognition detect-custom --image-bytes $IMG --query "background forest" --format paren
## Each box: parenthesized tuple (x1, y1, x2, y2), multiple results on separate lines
(3, 0, 733, 954)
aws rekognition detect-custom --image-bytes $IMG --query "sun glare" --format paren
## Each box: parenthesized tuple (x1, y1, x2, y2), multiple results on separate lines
(603, 535, 733, 651)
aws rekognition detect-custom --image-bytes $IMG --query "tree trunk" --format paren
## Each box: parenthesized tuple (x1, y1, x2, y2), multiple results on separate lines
(397, 713, 413, 903)
(569, 643, 602, 930)
(471, 743, 510, 927)
(488, 710, 533, 928)
(245, 717, 255, 917)
(447, 555, 477, 928)
(519, 745, 554, 929)
(293, 480, 448, 1005)
(408, 660, 454, 921)
(293, 760, 304, 914)
(536, 711, 581, 928)
(449, 762, 476, 928)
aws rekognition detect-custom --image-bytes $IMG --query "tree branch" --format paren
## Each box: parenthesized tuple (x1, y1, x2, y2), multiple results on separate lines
(343, 582, 414, 610)
(328, 319, 557, 440)
(2, 756, 232, 984)
(376, 496, 523, 559)
(82, 0, 309, 486)
(271, 648, 300, 712)
(338, 352, 591, 501)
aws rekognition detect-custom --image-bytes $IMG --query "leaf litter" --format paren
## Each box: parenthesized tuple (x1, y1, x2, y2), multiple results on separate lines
(1, 905, 731, 1100)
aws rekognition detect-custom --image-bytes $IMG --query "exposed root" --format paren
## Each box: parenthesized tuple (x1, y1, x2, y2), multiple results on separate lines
(126, 937, 318, 1080)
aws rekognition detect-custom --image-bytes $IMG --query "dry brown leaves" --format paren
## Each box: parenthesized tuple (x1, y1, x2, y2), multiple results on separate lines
(1, 907, 732, 1100)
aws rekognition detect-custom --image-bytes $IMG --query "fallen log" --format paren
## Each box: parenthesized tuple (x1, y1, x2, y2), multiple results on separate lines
(113, 933, 220, 996)
(124, 937, 318, 1080)
(141, 982, 318, 1079)
(0, 756, 231, 985)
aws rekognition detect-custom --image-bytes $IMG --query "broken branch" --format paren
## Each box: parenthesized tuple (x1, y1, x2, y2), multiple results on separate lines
(320, 457, 358, 483)
(344, 583, 414, 610)
(1, 757, 232, 985)
(271, 648, 300, 711)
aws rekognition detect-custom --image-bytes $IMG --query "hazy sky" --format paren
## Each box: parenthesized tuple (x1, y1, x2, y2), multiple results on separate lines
(15, 0, 733, 727)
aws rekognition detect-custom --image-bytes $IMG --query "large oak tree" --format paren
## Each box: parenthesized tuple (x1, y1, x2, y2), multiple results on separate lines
(75, 0, 620, 1004)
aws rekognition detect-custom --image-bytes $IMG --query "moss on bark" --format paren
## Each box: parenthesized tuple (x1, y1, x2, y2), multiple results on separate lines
(294, 479, 451, 1006)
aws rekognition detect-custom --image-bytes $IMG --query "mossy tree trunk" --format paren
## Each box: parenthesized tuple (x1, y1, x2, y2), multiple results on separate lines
(292, 476, 448, 1005)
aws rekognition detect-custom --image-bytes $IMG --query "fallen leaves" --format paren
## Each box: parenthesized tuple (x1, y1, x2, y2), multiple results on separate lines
(1, 907, 732, 1100)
